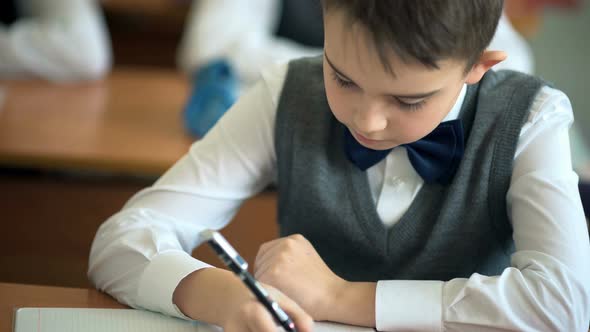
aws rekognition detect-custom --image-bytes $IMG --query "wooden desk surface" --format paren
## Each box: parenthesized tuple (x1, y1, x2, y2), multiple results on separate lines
(0, 282, 125, 332)
(3, 283, 587, 332)
(0, 68, 193, 177)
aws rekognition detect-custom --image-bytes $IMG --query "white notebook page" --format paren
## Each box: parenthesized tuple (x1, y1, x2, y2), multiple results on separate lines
(14, 308, 375, 332)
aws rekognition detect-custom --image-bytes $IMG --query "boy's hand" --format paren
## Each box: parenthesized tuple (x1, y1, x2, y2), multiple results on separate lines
(223, 283, 314, 332)
(253, 234, 347, 321)
(174, 267, 313, 331)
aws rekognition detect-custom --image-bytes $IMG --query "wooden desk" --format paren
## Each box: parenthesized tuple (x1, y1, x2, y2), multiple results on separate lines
(0, 172, 277, 288)
(4, 283, 588, 332)
(0, 69, 278, 288)
(0, 282, 124, 332)
(0, 68, 193, 177)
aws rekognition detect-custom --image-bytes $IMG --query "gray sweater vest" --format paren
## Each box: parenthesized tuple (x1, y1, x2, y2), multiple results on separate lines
(274, 56, 545, 282)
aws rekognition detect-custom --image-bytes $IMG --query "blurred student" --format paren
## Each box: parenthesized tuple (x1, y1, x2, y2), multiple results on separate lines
(0, 0, 112, 82)
(177, 0, 534, 137)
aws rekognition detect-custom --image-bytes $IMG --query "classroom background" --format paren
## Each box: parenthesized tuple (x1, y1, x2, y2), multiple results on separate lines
(0, 0, 588, 290)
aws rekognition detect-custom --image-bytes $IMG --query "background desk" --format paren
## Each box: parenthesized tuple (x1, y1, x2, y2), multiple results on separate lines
(0, 282, 124, 332)
(0, 69, 278, 288)
(0, 69, 191, 176)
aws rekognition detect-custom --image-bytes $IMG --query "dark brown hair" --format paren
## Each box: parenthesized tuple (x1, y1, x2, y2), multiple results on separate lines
(322, 0, 504, 72)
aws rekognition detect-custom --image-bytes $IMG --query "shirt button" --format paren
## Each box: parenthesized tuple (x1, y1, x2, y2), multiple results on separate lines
(387, 176, 403, 186)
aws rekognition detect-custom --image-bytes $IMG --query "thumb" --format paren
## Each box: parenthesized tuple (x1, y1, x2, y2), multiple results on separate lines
(267, 286, 315, 332)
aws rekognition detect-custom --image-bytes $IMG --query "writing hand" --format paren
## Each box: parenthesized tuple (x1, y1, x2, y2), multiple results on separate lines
(253, 234, 347, 321)
(223, 283, 314, 332)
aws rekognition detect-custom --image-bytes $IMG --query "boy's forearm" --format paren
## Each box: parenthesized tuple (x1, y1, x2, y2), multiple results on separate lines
(173, 267, 252, 326)
(174, 268, 377, 327)
(326, 281, 377, 327)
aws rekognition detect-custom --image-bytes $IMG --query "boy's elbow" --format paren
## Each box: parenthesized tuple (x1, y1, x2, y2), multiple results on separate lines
(573, 279, 590, 332)
(556, 286, 590, 332)
(561, 263, 590, 331)
(533, 268, 590, 331)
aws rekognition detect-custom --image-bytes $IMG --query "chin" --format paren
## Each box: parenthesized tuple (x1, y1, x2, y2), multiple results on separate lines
(358, 140, 399, 151)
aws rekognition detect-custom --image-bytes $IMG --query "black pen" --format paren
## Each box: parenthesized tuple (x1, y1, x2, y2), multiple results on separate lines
(200, 230, 297, 332)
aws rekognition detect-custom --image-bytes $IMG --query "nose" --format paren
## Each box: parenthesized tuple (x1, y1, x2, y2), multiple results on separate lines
(352, 100, 388, 135)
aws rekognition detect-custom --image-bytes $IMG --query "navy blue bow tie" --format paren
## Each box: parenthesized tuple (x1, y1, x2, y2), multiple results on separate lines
(344, 119, 464, 184)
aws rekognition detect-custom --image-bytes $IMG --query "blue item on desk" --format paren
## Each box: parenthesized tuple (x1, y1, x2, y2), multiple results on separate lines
(183, 59, 238, 138)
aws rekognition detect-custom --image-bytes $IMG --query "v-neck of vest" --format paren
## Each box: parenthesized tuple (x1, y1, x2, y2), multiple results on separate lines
(343, 83, 480, 258)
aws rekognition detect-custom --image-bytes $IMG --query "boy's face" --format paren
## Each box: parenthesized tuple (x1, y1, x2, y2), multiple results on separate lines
(323, 9, 473, 151)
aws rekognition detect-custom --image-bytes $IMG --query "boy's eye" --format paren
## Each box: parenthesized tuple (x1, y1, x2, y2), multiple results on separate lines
(396, 98, 426, 112)
(331, 72, 356, 89)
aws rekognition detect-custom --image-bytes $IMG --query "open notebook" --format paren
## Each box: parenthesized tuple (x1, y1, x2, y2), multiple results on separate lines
(14, 308, 375, 332)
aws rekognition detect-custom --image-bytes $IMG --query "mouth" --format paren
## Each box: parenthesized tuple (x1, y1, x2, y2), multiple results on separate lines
(351, 130, 383, 146)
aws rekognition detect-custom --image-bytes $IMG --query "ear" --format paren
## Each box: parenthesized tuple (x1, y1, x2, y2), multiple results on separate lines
(464, 50, 507, 84)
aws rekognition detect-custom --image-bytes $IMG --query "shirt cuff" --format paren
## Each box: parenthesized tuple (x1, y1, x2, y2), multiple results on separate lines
(376, 280, 443, 331)
(137, 250, 212, 319)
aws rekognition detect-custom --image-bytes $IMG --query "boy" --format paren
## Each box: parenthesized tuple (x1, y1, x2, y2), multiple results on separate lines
(89, 1, 590, 331)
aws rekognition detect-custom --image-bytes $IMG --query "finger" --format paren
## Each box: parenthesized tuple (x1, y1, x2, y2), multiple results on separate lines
(254, 258, 276, 282)
(255, 238, 284, 268)
(244, 301, 279, 332)
(256, 235, 304, 269)
(254, 241, 290, 279)
(253, 249, 275, 279)
(275, 292, 315, 332)
(254, 246, 284, 281)
(256, 234, 304, 265)
(254, 247, 296, 281)
(255, 235, 308, 280)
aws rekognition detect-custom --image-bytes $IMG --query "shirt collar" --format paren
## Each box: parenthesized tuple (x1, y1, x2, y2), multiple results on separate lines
(442, 84, 467, 122)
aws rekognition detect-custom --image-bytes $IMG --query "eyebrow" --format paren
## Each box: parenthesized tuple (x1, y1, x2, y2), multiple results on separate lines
(324, 51, 441, 100)
(324, 51, 353, 81)
(393, 89, 441, 100)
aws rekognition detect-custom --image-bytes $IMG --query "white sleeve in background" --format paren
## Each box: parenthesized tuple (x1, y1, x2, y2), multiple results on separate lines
(488, 12, 535, 74)
(88, 64, 288, 318)
(177, 0, 322, 83)
(376, 87, 590, 331)
(0, 0, 111, 82)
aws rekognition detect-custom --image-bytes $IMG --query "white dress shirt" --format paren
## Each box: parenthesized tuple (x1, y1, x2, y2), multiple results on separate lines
(89, 62, 590, 331)
(0, 0, 111, 82)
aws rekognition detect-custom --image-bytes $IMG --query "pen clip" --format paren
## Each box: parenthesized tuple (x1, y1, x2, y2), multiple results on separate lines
(201, 230, 248, 271)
